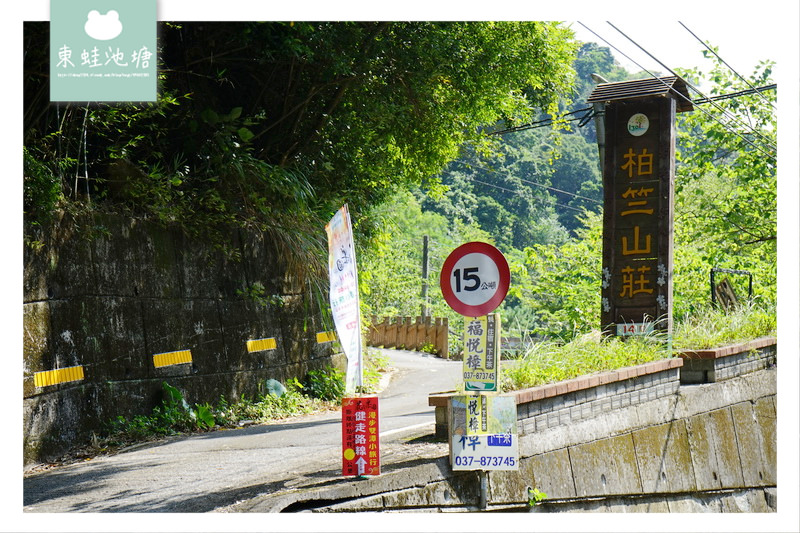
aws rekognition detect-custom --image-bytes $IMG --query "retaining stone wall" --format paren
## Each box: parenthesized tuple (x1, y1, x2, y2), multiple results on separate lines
(679, 337, 777, 384)
(419, 344, 778, 512)
(238, 367, 776, 513)
(430, 358, 683, 439)
(23, 211, 338, 465)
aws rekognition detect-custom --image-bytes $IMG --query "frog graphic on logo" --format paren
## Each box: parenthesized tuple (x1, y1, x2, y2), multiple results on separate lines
(84, 10, 123, 40)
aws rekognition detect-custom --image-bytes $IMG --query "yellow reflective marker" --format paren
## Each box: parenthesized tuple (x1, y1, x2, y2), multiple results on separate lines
(152, 349, 193, 368)
(316, 331, 336, 343)
(246, 338, 277, 353)
(34, 365, 85, 388)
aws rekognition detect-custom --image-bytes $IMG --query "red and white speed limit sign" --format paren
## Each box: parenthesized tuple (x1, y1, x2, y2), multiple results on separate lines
(440, 242, 510, 317)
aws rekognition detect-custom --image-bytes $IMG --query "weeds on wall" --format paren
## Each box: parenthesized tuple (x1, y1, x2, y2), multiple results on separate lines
(501, 303, 777, 392)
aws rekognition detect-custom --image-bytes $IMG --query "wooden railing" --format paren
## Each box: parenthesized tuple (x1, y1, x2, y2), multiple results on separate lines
(367, 316, 449, 357)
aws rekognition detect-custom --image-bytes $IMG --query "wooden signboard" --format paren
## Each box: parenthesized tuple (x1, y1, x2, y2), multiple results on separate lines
(591, 78, 692, 337)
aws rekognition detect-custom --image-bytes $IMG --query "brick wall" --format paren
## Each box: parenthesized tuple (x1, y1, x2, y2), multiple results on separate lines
(679, 337, 777, 384)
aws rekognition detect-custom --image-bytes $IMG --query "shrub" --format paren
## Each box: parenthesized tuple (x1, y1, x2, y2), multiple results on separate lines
(302, 366, 346, 402)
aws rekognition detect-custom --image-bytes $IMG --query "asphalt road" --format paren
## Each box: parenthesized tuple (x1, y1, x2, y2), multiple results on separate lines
(23, 349, 461, 513)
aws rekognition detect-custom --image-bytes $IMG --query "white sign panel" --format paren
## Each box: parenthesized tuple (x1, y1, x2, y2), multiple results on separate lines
(326, 205, 362, 393)
(463, 315, 499, 392)
(449, 394, 519, 471)
(451, 434, 519, 471)
(616, 322, 654, 336)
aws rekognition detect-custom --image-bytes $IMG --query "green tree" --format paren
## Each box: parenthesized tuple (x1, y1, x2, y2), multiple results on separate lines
(24, 21, 580, 298)
(673, 53, 776, 315)
(358, 189, 493, 326)
(25, 22, 578, 226)
(508, 210, 603, 339)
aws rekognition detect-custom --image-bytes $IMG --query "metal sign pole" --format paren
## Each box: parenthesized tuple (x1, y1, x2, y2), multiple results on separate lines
(439, 242, 515, 512)
(479, 470, 488, 510)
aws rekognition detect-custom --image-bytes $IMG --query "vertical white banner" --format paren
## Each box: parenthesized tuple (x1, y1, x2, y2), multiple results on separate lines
(325, 205, 362, 393)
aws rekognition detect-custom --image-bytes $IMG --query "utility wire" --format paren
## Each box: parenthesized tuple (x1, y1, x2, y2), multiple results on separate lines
(515, 176, 602, 206)
(678, 21, 776, 110)
(449, 156, 603, 205)
(577, 22, 776, 161)
(607, 21, 776, 151)
(490, 107, 594, 135)
(470, 177, 590, 214)
(492, 84, 775, 136)
(604, 21, 777, 158)
(693, 84, 777, 104)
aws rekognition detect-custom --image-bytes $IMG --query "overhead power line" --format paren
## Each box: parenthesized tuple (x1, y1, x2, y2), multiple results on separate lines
(470, 177, 592, 214)
(514, 175, 602, 206)
(694, 83, 778, 105)
(678, 21, 776, 111)
(449, 154, 603, 206)
(576, 21, 775, 161)
(603, 21, 777, 158)
(692, 84, 777, 105)
(489, 83, 775, 138)
(489, 107, 595, 136)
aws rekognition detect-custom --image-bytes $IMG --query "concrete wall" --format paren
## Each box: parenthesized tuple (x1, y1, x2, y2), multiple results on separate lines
(23, 211, 339, 465)
(494, 370, 776, 512)
(240, 359, 777, 512)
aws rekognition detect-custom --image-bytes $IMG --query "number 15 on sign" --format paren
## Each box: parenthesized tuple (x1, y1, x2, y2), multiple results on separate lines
(440, 242, 510, 317)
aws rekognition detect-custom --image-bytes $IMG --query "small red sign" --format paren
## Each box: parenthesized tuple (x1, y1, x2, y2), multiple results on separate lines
(342, 396, 380, 476)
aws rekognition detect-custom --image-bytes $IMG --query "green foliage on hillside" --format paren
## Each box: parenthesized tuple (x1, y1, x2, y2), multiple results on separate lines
(23, 22, 776, 343)
(673, 53, 777, 317)
(360, 43, 777, 342)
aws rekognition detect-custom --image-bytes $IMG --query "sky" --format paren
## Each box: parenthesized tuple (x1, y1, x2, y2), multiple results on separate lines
(569, 19, 781, 87)
(6, 2, 799, 533)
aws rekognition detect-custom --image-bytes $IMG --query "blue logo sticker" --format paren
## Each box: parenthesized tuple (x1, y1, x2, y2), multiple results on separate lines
(487, 434, 513, 447)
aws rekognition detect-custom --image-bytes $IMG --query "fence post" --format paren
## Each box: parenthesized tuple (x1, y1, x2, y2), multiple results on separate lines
(398, 317, 409, 349)
(383, 316, 395, 348)
(368, 315, 378, 346)
(417, 317, 424, 350)
(421, 316, 432, 352)
(379, 316, 389, 347)
(435, 317, 449, 358)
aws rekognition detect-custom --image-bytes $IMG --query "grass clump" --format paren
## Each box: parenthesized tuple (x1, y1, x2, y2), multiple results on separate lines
(362, 348, 391, 391)
(502, 303, 776, 392)
(501, 333, 667, 392)
(672, 302, 776, 350)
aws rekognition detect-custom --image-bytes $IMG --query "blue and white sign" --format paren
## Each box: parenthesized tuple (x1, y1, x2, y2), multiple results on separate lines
(449, 394, 519, 471)
(451, 433, 519, 471)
